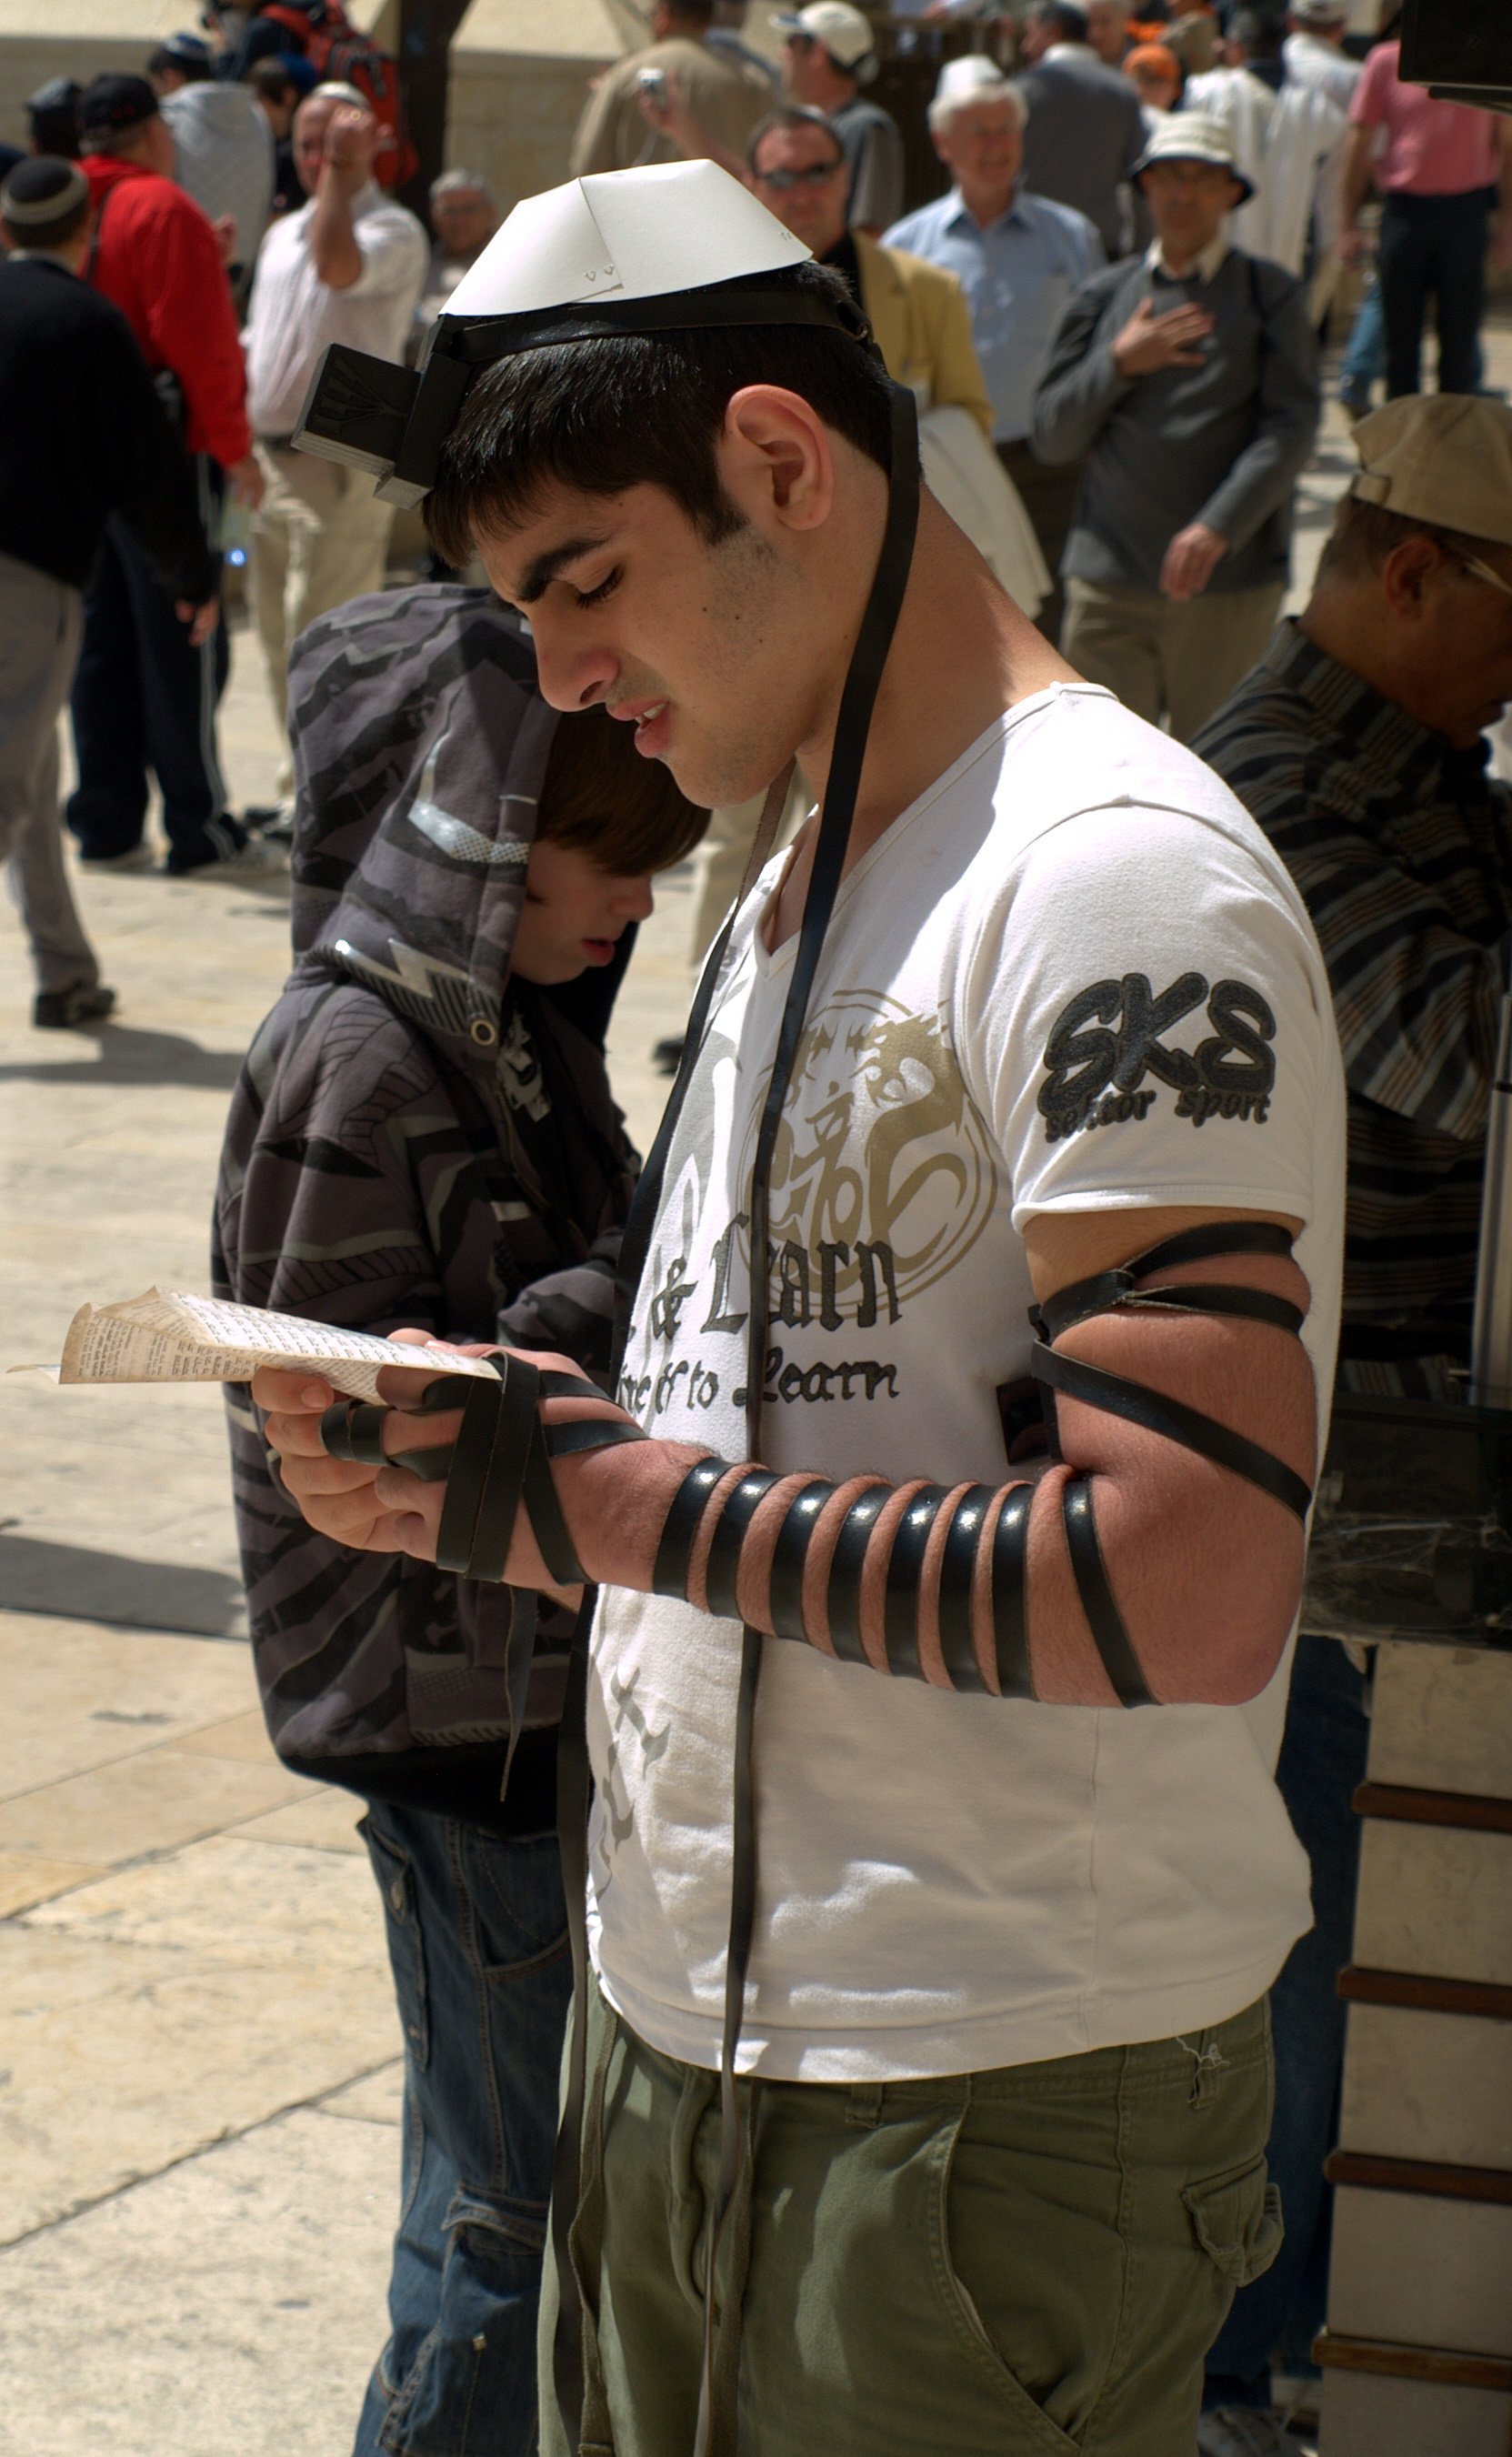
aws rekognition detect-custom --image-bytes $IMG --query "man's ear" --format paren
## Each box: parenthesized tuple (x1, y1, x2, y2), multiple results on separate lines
(721, 384, 836, 532)
(1381, 534, 1446, 617)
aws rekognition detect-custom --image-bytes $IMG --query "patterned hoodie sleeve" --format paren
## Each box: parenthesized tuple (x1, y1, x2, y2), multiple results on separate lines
(215, 984, 535, 1768)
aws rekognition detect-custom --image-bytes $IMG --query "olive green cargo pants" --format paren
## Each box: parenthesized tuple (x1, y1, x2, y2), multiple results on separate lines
(541, 1978, 1280, 2457)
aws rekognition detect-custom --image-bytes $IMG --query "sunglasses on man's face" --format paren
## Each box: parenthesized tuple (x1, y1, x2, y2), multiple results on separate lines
(755, 160, 844, 190)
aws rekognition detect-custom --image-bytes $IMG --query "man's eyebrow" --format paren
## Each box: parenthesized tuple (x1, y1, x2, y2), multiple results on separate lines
(514, 535, 613, 607)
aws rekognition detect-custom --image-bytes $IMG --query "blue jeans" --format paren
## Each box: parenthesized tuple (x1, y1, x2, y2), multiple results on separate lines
(1378, 187, 1490, 398)
(1339, 280, 1385, 400)
(1203, 1633, 1371, 2410)
(355, 1800, 572, 2457)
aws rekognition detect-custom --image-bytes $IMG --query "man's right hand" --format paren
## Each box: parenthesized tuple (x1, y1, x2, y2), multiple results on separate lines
(176, 597, 220, 647)
(228, 451, 265, 508)
(1111, 296, 1215, 378)
(321, 103, 380, 196)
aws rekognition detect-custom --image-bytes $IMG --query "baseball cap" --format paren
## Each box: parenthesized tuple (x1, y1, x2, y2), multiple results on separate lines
(78, 74, 160, 138)
(1350, 396, 1512, 549)
(1131, 108, 1254, 202)
(774, 4, 876, 70)
(1, 155, 89, 225)
(1290, 0, 1347, 21)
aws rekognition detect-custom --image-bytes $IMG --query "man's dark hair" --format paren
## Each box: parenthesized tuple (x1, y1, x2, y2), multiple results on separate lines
(426, 263, 893, 569)
(660, 0, 716, 28)
(539, 704, 707, 874)
(746, 104, 843, 173)
(0, 190, 89, 247)
(1316, 493, 1496, 584)
(251, 57, 296, 104)
(147, 42, 211, 81)
(26, 77, 84, 158)
(1027, 2, 1090, 41)
(1228, 6, 1285, 60)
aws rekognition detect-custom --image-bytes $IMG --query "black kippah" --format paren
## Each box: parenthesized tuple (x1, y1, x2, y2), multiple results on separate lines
(1, 155, 88, 225)
(79, 74, 159, 136)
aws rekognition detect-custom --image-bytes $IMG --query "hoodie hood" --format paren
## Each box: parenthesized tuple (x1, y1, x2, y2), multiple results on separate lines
(161, 81, 275, 256)
(287, 582, 559, 1089)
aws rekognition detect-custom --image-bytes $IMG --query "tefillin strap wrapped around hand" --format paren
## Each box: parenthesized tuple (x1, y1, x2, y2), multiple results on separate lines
(649, 1220, 1313, 1708)
(319, 1356, 646, 1587)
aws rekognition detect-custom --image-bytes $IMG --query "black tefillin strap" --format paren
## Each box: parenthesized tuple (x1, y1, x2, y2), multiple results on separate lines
(645, 1219, 1312, 1720)
(1031, 1218, 1311, 1710)
(318, 1359, 645, 1590)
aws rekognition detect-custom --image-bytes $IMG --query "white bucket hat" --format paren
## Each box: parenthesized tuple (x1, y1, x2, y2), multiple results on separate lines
(1131, 108, 1255, 204)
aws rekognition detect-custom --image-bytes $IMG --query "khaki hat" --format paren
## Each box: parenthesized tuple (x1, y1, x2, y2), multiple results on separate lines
(1131, 109, 1255, 204)
(1350, 396, 1512, 548)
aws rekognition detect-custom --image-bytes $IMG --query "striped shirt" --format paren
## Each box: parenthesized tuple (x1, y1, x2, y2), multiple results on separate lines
(1196, 619, 1512, 1397)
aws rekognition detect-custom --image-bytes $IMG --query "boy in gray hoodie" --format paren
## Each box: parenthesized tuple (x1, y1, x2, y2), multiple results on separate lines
(214, 583, 705, 2457)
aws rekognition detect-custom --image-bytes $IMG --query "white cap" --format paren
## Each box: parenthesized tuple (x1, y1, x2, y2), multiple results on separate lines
(446, 159, 809, 323)
(930, 54, 1026, 125)
(773, 4, 875, 69)
(1131, 107, 1255, 202)
(1290, 0, 1347, 20)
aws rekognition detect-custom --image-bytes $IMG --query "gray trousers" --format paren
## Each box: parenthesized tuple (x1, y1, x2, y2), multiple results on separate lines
(1060, 574, 1285, 745)
(0, 552, 95, 995)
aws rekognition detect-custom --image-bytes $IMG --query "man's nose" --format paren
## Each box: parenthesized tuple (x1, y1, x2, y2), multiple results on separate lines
(530, 619, 617, 715)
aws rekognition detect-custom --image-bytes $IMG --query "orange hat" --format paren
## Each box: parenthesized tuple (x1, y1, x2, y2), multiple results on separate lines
(1126, 42, 1180, 77)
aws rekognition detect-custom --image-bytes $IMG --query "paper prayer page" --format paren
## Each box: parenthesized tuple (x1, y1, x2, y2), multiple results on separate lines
(15, 1290, 501, 1403)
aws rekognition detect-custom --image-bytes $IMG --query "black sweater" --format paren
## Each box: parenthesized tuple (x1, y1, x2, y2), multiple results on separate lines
(0, 254, 216, 598)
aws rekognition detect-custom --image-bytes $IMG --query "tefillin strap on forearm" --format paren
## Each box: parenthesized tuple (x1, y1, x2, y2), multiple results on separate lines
(1030, 1219, 1313, 1710)
(651, 1459, 1039, 1697)
(319, 1358, 646, 1587)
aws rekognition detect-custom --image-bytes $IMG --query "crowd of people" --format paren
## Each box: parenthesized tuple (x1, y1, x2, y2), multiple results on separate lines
(5, 6, 1512, 2457)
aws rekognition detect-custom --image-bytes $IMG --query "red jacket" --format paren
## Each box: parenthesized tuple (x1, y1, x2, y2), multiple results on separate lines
(84, 155, 250, 468)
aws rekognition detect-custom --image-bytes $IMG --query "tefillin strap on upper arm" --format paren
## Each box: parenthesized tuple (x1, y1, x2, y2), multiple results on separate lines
(646, 1223, 1311, 1708)
(319, 1359, 646, 1587)
(1029, 1219, 1312, 1710)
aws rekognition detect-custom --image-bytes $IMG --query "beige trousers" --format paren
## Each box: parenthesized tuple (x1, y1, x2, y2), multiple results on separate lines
(1061, 575, 1285, 744)
(250, 442, 396, 782)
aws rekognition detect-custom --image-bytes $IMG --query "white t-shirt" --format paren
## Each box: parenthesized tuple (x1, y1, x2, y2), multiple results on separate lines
(245, 184, 427, 438)
(589, 684, 1345, 2082)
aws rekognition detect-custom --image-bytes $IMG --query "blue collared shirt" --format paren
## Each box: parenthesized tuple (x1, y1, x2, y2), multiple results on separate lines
(882, 186, 1105, 445)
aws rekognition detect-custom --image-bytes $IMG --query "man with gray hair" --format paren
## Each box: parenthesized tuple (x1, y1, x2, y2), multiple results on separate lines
(886, 55, 1102, 636)
(242, 83, 426, 827)
(414, 165, 496, 346)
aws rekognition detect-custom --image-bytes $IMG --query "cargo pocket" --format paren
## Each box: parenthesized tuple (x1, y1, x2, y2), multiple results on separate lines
(361, 1812, 430, 2072)
(1182, 2159, 1284, 2288)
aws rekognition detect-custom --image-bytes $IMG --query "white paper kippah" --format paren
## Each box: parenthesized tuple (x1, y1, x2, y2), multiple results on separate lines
(444, 161, 812, 324)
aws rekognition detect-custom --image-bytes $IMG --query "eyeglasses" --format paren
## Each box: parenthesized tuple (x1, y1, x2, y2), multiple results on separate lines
(753, 161, 844, 190)
(1457, 550, 1512, 605)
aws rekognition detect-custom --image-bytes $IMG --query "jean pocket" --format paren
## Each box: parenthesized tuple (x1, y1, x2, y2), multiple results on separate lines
(361, 1811, 431, 2071)
(1182, 2159, 1284, 2287)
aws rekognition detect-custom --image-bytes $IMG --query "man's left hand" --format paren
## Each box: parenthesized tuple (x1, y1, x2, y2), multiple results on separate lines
(1160, 521, 1228, 603)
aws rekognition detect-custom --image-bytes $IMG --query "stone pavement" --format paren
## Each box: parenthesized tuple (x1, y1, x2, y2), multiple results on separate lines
(0, 374, 1485, 2452)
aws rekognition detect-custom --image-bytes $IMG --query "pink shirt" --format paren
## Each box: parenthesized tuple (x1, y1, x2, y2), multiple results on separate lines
(1350, 41, 1502, 196)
